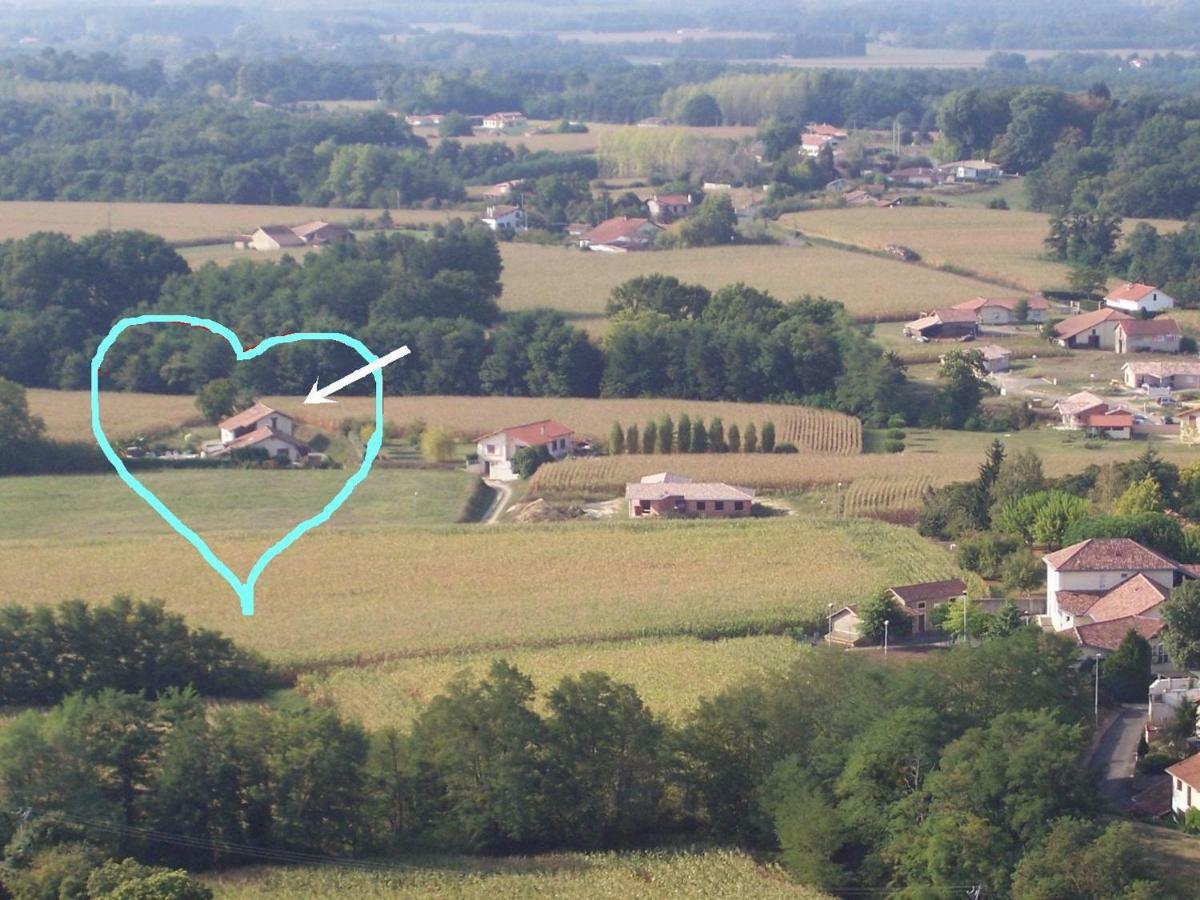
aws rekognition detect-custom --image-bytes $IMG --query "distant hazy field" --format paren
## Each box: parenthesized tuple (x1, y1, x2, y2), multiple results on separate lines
(0, 201, 465, 242)
(420, 120, 756, 155)
(497, 241, 1000, 331)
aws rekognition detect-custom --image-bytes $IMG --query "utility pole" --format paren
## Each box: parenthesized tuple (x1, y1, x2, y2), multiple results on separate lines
(1094, 653, 1103, 725)
(827, 602, 834, 643)
(884, 618, 889, 656)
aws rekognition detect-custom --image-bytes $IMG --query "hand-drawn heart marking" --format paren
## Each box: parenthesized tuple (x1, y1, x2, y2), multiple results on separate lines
(90, 314, 385, 616)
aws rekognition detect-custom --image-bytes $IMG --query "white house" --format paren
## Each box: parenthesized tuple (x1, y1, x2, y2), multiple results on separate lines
(1167, 752, 1200, 819)
(481, 111, 527, 130)
(1105, 282, 1175, 314)
(475, 419, 574, 480)
(480, 205, 526, 232)
(1043, 538, 1190, 632)
(952, 295, 1050, 325)
(939, 160, 1003, 181)
(1051, 307, 1133, 350)
(800, 133, 836, 157)
(208, 403, 311, 464)
(646, 193, 693, 223)
(242, 225, 305, 251)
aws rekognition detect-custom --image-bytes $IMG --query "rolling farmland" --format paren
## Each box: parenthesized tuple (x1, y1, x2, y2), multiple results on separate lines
(497, 241, 1002, 332)
(2, 516, 958, 663)
(781, 205, 1186, 295)
(0, 201, 464, 243)
(34, 388, 860, 450)
(842, 476, 935, 522)
(298, 634, 807, 731)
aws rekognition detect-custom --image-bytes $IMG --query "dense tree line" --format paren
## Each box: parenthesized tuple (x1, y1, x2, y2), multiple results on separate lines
(0, 628, 1160, 897)
(0, 596, 272, 706)
(601, 276, 906, 424)
(0, 235, 902, 430)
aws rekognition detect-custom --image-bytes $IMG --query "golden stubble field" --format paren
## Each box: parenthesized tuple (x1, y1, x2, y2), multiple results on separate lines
(0, 201, 465, 243)
(32, 389, 861, 451)
(0, 516, 956, 663)
(781, 206, 1187, 295)
(498, 241, 1001, 331)
(418, 121, 757, 155)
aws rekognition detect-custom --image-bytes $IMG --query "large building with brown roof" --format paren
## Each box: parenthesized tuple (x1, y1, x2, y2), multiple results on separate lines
(1044, 538, 1192, 637)
(952, 295, 1050, 325)
(1051, 307, 1133, 350)
(888, 579, 967, 634)
(580, 217, 662, 253)
(1123, 360, 1200, 391)
(1114, 317, 1183, 354)
(626, 473, 755, 518)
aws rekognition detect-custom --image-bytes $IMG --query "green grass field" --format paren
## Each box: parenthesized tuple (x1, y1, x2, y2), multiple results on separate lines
(0, 468, 479, 544)
(204, 849, 824, 899)
(299, 634, 807, 731)
(497, 240, 1001, 332)
(2, 513, 956, 664)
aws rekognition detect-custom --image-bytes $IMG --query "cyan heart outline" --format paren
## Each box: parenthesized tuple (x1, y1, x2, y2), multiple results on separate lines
(90, 314, 384, 616)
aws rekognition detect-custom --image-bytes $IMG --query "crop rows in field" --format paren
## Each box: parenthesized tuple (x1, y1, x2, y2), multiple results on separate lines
(529, 453, 955, 496)
(779, 406, 862, 454)
(277, 394, 862, 454)
(842, 476, 934, 521)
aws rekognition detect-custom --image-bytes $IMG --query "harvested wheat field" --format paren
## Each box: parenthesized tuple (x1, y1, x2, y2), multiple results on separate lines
(0, 201, 466, 243)
(497, 241, 1001, 331)
(781, 206, 1185, 295)
(32, 390, 862, 455)
(2, 517, 955, 663)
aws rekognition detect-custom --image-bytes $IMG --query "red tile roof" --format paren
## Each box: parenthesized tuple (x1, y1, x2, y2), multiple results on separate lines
(1056, 589, 1105, 615)
(1084, 413, 1135, 428)
(476, 419, 573, 446)
(219, 403, 287, 432)
(1116, 317, 1181, 336)
(1052, 307, 1133, 340)
(225, 425, 311, 454)
(889, 579, 967, 606)
(582, 217, 660, 245)
(1043, 538, 1181, 572)
(1072, 615, 1165, 651)
(1106, 282, 1160, 303)
(1167, 751, 1200, 792)
(1085, 573, 1170, 622)
(650, 194, 691, 206)
(808, 123, 848, 137)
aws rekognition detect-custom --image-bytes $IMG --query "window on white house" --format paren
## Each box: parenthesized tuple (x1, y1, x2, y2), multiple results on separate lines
(486, 444, 496, 454)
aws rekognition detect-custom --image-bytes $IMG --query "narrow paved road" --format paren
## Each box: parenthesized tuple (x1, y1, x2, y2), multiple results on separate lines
(1093, 704, 1146, 810)
(482, 479, 513, 525)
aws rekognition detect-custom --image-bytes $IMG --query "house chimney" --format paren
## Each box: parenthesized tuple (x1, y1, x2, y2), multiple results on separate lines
(540, 424, 546, 435)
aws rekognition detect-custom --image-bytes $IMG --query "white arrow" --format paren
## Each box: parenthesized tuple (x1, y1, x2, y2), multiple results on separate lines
(304, 344, 411, 404)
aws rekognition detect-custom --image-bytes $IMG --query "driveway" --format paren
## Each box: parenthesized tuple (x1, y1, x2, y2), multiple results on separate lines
(481, 478, 513, 524)
(1091, 704, 1146, 810)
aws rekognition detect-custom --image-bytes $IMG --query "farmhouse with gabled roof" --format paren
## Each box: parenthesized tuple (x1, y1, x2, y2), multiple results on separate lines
(475, 419, 574, 480)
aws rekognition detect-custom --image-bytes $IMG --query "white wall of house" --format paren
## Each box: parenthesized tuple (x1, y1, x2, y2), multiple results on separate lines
(1107, 290, 1175, 313)
(1149, 676, 1200, 724)
(1173, 775, 1200, 817)
(1046, 566, 1177, 630)
(220, 413, 293, 444)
